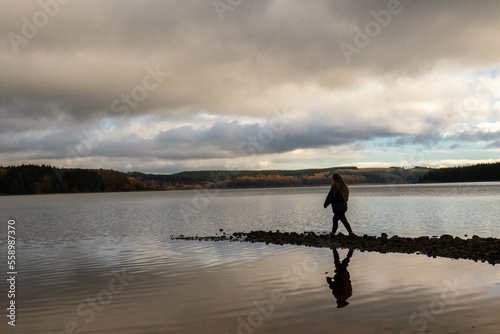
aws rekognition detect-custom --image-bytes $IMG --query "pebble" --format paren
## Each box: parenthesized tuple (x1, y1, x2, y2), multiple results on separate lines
(172, 230, 500, 265)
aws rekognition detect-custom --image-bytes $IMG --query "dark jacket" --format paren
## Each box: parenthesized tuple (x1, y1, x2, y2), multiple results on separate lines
(324, 185, 348, 213)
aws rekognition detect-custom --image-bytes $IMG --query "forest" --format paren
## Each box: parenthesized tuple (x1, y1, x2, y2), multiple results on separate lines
(0, 165, 146, 195)
(0, 164, 432, 195)
(419, 162, 500, 183)
(3, 162, 497, 195)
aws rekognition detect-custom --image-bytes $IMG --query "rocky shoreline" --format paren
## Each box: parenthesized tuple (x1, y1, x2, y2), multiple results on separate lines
(172, 230, 500, 265)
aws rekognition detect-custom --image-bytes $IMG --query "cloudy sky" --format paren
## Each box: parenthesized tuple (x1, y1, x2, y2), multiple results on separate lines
(1, 0, 499, 173)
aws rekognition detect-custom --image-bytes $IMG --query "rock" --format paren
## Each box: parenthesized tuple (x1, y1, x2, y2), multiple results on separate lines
(173, 230, 500, 265)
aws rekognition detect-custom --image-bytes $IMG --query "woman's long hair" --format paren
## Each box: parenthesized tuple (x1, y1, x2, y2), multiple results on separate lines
(332, 173, 349, 201)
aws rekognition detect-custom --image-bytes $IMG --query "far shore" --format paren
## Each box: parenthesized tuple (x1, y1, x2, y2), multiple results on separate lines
(3, 180, 500, 196)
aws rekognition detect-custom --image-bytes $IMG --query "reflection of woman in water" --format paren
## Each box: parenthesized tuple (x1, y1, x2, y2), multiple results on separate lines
(323, 173, 353, 236)
(326, 248, 354, 308)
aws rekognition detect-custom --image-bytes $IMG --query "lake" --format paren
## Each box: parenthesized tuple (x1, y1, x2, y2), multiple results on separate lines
(1, 182, 500, 333)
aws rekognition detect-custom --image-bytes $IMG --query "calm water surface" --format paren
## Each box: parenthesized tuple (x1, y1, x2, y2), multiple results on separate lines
(1, 183, 500, 333)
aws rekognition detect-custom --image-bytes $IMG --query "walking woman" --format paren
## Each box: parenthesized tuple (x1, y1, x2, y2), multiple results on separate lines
(324, 173, 353, 236)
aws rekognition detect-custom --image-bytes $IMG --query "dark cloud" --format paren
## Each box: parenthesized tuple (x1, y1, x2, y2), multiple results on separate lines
(486, 140, 500, 149)
(450, 129, 500, 144)
(0, 118, 396, 162)
(93, 121, 397, 160)
(2, 0, 500, 120)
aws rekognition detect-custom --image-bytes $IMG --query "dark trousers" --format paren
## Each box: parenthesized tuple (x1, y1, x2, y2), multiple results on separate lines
(332, 211, 352, 234)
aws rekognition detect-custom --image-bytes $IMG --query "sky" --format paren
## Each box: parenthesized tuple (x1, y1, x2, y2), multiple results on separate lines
(1, 0, 500, 174)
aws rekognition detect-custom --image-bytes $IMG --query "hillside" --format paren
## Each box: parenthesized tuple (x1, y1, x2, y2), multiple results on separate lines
(129, 166, 429, 190)
(0, 164, 430, 195)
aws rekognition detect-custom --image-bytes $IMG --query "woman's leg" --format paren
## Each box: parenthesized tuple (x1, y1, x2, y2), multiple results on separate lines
(338, 211, 353, 234)
(331, 214, 340, 235)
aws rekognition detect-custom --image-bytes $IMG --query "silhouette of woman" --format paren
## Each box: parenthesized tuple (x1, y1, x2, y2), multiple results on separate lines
(326, 247, 354, 308)
(323, 173, 353, 236)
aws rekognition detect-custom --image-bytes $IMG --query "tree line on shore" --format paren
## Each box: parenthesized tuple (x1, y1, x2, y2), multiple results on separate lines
(0, 165, 146, 195)
(419, 162, 500, 183)
(2, 162, 497, 195)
